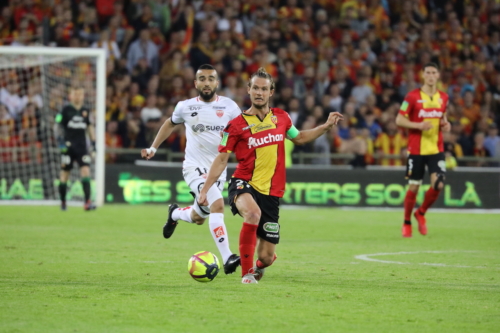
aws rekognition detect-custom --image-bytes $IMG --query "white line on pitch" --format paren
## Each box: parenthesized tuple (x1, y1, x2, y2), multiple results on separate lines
(354, 251, 490, 268)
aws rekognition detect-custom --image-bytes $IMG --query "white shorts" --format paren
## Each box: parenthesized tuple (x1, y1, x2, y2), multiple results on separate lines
(183, 168, 225, 219)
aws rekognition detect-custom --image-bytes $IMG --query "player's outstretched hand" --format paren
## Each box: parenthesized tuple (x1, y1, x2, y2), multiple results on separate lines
(325, 112, 344, 129)
(440, 119, 451, 132)
(141, 148, 155, 160)
(419, 121, 433, 131)
(198, 191, 208, 207)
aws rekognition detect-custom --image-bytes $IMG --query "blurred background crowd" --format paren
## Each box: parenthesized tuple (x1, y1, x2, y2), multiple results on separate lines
(1, 0, 500, 167)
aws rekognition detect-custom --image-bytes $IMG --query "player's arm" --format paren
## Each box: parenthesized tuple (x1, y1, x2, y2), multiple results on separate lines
(396, 97, 433, 131)
(141, 117, 178, 159)
(55, 109, 67, 153)
(291, 112, 343, 145)
(87, 121, 96, 153)
(395, 113, 433, 131)
(198, 152, 231, 206)
(440, 108, 451, 132)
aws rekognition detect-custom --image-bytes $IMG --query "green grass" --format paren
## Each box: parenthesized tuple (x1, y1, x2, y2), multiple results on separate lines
(0, 205, 499, 333)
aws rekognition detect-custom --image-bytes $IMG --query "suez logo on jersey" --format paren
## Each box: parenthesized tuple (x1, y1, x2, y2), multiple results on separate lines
(418, 110, 444, 118)
(247, 133, 284, 148)
(191, 124, 225, 133)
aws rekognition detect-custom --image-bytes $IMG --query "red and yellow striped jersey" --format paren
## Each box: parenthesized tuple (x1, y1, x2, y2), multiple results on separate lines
(398, 89, 448, 155)
(219, 108, 293, 197)
(374, 132, 407, 166)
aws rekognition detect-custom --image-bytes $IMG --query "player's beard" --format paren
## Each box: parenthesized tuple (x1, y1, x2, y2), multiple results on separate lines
(252, 98, 268, 110)
(197, 87, 216, 102)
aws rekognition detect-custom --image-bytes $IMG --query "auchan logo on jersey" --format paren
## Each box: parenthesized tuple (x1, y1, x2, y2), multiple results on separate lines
(248, 133, 283, 148)
(418, 109, 443, 118)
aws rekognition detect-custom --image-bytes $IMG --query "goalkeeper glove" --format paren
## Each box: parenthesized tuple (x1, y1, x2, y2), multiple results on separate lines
(59, 143, 68, 154)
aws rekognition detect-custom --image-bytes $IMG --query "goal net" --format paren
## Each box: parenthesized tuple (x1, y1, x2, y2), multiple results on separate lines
(0, 47, 105, 206)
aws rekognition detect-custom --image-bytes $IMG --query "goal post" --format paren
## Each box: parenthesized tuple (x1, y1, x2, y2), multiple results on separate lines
(0, 47, 106, 206)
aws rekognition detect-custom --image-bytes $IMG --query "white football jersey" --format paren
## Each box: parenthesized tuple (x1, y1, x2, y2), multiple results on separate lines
(171, 95, 241, 180)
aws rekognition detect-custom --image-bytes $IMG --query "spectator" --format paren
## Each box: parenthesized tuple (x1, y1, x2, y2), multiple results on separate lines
(91, 30, 121, 60)
(189, 31, 213, 71)
(140, 94, 162, 124)
(462, 91, 481, 125)
(484, 123, 500, 158)
(339, 128, 367, 168)
(20, 83, 43, 110)
(105, 121, 123, 163)
(0, 80, 22, 118)
(127, 29, 159, 74)
(351, 74, 373, 107)
(375, 121, 407, 166)
(362, 111, 382, 139)
(131, 58, 153, 92)
(472, 132, 489, 166)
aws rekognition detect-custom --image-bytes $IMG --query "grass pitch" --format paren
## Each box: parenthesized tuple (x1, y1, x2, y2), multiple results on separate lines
(1, 205, 499, 333)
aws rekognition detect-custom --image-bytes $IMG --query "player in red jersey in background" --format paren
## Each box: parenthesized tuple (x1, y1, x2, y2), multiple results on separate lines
(198, 68, 343, 284)
(396, 63, 451, 238)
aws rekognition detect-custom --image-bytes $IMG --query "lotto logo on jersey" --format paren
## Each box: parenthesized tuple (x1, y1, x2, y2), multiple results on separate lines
(418, 110, 443, 118)
(213, 226, 225, 238)
(248, 133, 284, 148)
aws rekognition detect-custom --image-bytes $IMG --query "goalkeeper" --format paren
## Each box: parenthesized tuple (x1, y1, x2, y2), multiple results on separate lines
(55, 86, 96, 211)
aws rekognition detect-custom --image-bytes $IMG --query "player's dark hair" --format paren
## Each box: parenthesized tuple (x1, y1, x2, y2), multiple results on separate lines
(198, 64, 216, 71)
(422, 62, 439, 71)
(249, 67, 275, 90)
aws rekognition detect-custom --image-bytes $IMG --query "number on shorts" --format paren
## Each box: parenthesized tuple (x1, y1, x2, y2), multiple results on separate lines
(408, 158, 413, 172)
(195, 167, 208, 176)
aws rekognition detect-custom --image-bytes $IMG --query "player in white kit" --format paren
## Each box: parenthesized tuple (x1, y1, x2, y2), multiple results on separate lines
(141, 65, 241, 274)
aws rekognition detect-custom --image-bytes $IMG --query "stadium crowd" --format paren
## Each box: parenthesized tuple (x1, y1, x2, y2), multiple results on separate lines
(1, 0, 500, 166)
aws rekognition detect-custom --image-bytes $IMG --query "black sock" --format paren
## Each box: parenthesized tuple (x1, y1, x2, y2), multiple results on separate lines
(59, 182, 67, 202)
(404, 220, 412, 225)
(81, 177, 91, 202)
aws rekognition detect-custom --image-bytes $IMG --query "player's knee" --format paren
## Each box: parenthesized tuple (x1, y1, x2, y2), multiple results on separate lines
(191, 211, 206, 225)
(60, 172, 69, 182)
(210, 198, 224, 213)
(408, 184, 419, 193)
(193, 217, 206, 225)
(80, 166, 90, 178)
(434, 174, 445, 191)
(244, 210, 261, 225)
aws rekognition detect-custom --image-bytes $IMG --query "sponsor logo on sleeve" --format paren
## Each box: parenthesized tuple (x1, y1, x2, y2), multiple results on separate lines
(401, 101, 409, 111)
(220, 132, 229, 146)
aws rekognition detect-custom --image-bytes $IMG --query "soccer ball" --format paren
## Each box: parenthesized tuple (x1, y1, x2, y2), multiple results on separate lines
(188, 251, 221, 282)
